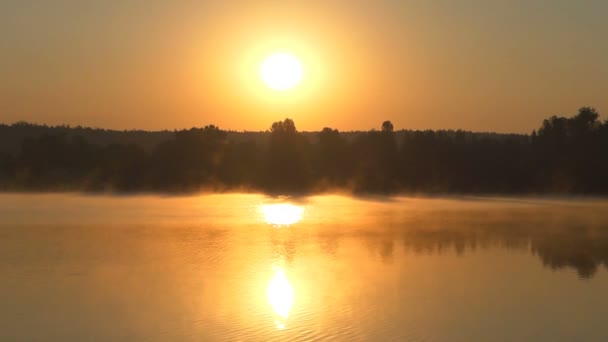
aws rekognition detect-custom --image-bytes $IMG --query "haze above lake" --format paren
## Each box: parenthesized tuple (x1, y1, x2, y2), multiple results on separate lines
(1, 194, 608, 341)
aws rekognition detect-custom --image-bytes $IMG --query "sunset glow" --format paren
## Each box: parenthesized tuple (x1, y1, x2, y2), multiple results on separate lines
(4, 3, 606, 131)
(2, 1, 608, 340)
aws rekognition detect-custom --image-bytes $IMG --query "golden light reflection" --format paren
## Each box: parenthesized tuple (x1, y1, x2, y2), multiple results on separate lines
(267, 267, 294, 330)
(261, 203, 304, 226)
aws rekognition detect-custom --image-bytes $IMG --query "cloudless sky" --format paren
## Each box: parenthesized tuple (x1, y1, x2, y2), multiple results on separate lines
(1, 0, 607, 132)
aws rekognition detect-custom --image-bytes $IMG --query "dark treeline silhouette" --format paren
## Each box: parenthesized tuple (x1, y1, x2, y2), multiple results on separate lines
(0, 107, 607, 194)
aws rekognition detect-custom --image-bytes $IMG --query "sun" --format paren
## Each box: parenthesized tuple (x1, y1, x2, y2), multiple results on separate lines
(260, 52, 303, 91)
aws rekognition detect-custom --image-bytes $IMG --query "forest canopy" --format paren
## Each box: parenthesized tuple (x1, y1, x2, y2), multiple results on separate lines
(0, 107, 606, 194)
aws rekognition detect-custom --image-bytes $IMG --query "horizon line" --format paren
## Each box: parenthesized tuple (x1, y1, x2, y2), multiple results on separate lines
(0, 120, 540, 136)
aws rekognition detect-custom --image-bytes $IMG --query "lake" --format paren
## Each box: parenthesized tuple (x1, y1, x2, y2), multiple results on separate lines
(1, 193, 608, 341)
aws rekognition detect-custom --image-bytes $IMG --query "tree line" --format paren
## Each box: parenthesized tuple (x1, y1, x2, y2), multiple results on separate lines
(0, 107, 606, 194)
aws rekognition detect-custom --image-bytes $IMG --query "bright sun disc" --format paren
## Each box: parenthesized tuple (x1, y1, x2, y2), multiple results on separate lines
(260, 53, 303, 91)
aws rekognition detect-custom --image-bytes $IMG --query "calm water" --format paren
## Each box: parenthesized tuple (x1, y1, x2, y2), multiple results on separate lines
(1, 194, 608, 341)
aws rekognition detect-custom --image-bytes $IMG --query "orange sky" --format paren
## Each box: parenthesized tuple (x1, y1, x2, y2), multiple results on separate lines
(1, 1, 607, 133)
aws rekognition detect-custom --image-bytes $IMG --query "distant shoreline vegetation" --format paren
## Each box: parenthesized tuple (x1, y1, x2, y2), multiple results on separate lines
(0, 107, 606, 195)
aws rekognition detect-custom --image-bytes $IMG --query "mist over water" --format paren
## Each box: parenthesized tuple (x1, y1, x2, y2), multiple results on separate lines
(1, 193, 608, 341)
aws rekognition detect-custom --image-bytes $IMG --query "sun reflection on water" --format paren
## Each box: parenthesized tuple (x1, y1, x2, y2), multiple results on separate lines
(267, 267, 294, 330)
(261, 203, 304, 226)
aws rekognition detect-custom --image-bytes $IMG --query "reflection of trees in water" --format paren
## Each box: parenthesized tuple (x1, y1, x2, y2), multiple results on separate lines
(352, 208, 608, 279)
(531, 231, 608, 278)
(317, 232, 340, 257)
(270, 229, 297, 264)
(260, 205, 608, 278)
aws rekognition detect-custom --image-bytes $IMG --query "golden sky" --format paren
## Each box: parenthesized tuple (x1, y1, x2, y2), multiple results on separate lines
(1, 1, 607, 132)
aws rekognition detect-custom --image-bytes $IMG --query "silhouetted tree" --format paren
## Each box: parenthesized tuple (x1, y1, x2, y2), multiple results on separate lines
(534, 107, 606, 192)
(314, 127, 352, 187)
(382, 120, 394, 133)
(352, 121, 399, 192)
(266, 119, 310, 192)
(150, 125, 226, 191)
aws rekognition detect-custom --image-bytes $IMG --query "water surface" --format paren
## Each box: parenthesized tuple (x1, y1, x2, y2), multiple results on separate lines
(1, 194, 608, 341)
